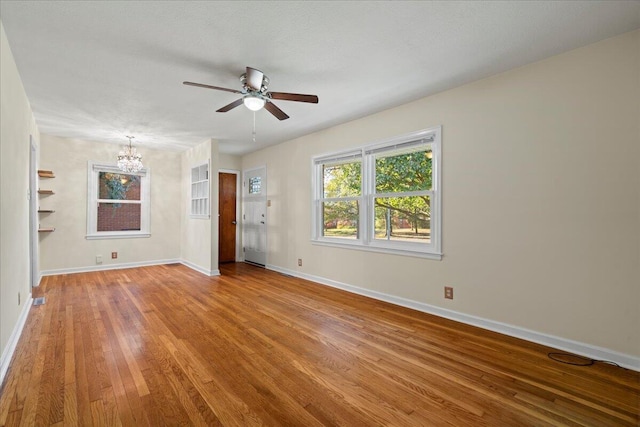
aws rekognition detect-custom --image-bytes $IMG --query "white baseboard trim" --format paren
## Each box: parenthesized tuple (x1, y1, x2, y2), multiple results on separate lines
(180, 260, 220, 277)
(0, 294, 33, 387)
(266, 264, 640, 372)
(40, 259, 181, 277)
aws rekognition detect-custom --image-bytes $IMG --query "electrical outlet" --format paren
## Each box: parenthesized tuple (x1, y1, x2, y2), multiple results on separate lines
(111, 252, 118, 259)
(298, 258, 302, 267)
(444, 286, 453, 300)
(96, 255, 102, 264)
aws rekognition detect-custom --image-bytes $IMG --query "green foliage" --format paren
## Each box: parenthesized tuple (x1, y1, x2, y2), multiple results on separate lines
(322, 149, 432, 235)
(375, 151, 432, 193)
(323, 162, 361, 197)
(101, 173, 140, 209)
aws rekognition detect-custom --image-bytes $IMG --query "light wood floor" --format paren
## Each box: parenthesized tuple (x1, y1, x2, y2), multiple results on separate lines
(1, 263, 638, 426)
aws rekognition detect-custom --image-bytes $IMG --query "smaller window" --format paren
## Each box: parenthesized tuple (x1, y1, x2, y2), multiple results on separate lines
(249, 176, 262, 194)
(321, 157, 362, 239)
(191, 162, 209, 218)
(87, 162, 150, 239)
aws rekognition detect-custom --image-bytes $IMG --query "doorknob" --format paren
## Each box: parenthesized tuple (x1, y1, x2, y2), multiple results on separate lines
(260, 221, 265, 224)
(231, 221, 237, 225)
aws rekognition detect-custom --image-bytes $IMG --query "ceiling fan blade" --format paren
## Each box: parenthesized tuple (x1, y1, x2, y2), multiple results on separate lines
(264, 101, 289, 120)
(269, 92, 319, 103)
(183, 81, 243, 94)
(216, 98, 244, 112)
(245, 67, 264, 91)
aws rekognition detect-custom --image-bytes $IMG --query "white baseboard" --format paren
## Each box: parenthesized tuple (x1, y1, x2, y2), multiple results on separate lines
(266, 264, 640, 372)
(180, 260, 220, 277)
(40, 259, 181, 277)
(40, 258, 221, 279)
(0, 294, 33, 387)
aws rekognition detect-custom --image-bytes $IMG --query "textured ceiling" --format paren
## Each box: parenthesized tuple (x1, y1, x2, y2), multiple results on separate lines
(1, 1, 639, 155)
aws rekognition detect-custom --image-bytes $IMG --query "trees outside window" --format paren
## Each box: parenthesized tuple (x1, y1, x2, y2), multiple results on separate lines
(312, 127, 441, 259)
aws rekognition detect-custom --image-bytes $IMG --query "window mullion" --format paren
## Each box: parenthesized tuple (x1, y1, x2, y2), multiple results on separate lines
(97, 199, 141, 204)
(320, 196, 361, 203)
(374, 190, 433, 199)
(362, 151, 372, 245)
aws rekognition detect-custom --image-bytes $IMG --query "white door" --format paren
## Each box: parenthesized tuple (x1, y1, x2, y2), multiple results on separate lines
(243, 167, 267, 266)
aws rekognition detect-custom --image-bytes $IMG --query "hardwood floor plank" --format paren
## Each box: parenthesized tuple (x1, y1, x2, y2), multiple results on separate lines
(1, 263, 638, 426)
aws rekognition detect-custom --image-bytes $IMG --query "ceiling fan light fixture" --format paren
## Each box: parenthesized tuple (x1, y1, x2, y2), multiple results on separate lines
(243, 95, 265, 112)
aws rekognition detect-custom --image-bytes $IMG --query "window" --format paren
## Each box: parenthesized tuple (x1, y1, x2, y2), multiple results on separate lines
(249, 176, 262, 194)
(312, 127, 441, 259)
(87, 162, 150, 239)
(191, 162, 209, 217)
(319, 152, 362, 240)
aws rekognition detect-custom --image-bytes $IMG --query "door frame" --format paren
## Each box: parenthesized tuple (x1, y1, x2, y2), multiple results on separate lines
(219, 169, 241, 262)
(29, 135, 39, 288)
(242, 165, 267, 266)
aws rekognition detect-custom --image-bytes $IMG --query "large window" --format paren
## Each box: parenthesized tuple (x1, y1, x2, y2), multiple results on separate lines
(87, 162, 150, 239)
(312, 127, 441, 258)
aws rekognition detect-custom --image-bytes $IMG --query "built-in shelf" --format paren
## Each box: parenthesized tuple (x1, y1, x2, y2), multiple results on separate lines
(38, 170, 55, 178)
(38, 170, 55, 232)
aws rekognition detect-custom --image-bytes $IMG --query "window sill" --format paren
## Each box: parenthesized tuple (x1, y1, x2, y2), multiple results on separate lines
(311, 239, 442, 260)
(86, 232, 151, 240)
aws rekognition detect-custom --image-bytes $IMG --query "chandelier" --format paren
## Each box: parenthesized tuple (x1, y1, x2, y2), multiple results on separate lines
(117, 136, 143, 173)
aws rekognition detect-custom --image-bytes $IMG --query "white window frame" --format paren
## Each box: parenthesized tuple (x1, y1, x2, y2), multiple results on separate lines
(312, 126, 442, 259)
(190, 161, 210, 218)
(86, 161, 151, 240)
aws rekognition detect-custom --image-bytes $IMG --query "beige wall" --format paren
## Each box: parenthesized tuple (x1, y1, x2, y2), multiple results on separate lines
(0, 23, 40, 358)
(243, 31, 640, 357)
(219, 153, 241, 171)
(39, 135, 181, 271)
(180, 139, 220, 274)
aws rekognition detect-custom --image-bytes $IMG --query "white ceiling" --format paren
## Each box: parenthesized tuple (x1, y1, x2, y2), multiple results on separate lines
(1, 1, 639, 155)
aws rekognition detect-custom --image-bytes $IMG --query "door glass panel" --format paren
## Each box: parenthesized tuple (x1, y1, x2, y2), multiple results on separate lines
(249, 176, 261, 194)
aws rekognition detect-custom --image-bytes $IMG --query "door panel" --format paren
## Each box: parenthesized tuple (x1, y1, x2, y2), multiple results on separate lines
(218, 172, 237, 263)
(243, 167, 267, 266)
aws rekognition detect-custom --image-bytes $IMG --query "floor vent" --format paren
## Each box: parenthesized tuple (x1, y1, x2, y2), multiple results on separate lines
(33, 297, 46, 306)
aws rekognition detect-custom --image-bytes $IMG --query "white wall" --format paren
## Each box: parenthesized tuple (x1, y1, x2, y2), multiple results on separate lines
(180, 139, 220, 275)
(243, 30, 640, 358)
(39, 135, 181, 272)
(0, 22, 40, 369)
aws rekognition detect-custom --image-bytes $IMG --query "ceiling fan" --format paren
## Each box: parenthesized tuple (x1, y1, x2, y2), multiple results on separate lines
(183, 67, 318, 121)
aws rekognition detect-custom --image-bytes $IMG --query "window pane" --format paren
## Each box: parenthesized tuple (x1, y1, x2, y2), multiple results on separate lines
(323, 161, 361, 198)
(99, 172, 141, 200)
(249, 176, 261, 194)
(374, 196, 431, 243)
(375, 148, 432, 193)
(97, 203, 141, 231)
(322, 201, 359, 239)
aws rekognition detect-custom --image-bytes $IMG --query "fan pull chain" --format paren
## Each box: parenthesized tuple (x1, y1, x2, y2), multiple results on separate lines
(252, 112, 256, 143)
